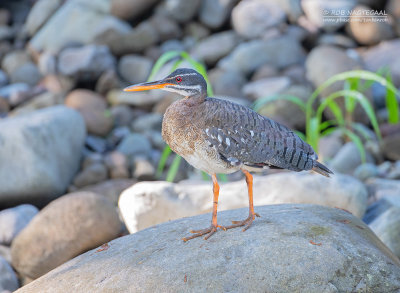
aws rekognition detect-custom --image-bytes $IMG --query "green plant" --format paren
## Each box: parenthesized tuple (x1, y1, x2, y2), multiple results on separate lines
(253, 70, 399, 162)
(150, 50, 226, 182)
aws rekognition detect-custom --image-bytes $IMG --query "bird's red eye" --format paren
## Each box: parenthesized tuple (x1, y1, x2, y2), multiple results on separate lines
(176, 76, 182, 82)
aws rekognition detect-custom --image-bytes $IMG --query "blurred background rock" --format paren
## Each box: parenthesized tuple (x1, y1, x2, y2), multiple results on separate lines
(0, 0, 400, 290)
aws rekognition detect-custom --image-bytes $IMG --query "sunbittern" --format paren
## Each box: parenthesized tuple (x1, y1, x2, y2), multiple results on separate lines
(124, 68, 333, 242)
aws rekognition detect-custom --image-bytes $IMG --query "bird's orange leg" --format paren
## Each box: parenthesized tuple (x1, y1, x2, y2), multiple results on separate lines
(182, 174, 225, 242)
(224, 170, 260, 231)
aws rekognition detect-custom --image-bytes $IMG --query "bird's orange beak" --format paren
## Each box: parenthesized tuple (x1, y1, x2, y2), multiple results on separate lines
(123, 80, 174, 92)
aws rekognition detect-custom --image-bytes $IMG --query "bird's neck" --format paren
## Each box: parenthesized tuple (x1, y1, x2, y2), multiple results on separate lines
(183, 93, 206, 106)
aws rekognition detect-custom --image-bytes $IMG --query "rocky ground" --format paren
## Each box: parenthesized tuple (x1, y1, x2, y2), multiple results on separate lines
(0, 0, 400, 291)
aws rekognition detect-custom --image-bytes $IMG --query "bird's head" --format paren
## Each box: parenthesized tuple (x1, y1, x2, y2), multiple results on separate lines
(124, 68, 207, 98)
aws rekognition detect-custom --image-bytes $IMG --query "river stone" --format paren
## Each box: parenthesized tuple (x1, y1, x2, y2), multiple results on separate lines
(0, 106, 85, 207)
(119, 173, 367, 233)
(14, 204, 400, 293)
(11, 192, 122, 280)
(0, 256, 18, 293)
(25, 0, 63, 36)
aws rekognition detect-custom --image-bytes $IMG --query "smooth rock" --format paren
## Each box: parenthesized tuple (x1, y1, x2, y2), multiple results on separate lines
(73, 163, 108, 188)
(164, 0, 201, 23)
(79, 179, 136, 205)
(353, 163, 379, 181)
(232, 0, 286, 38)
(0, 83, 30, 100)
(0, 205, 38, 245)
(0, 245, 11, 264)
(131, 113, 162, 133)
(117, 54, 153, 84)
(0, 256, 18, 293)
(117, 133, 152, 158)
(110, 0, 159, 21)
(107, 89, 164, 107)
(119, 173, 367, 233)
(29, 0, 116, 54)
(132, 157, 155, 180)
(364, 194, 400, 224)
(257, 84, 312, 129)
(25, 0, 63, 36)
(382, 133, 400, 161)
(85, 135, 107, 153)
(199, 0, 237, 29)
(208, 68, 246, 98)
(243, 76, 291, 100)
(110, 105, 134, 127)
(218, 37, 305, 75)
(302, 0, 357, 31)
(331, 142, 374, 174)
(15, 204, 400, 293)
(38, 51, 57, 75)
(0, 106, 85, 207)
(11, 192, 122, 280)
(191, 31, 240, 65)
(1, 50, 31, 76)
(305, 45, 369, 122)
(10, 62, 42, 86)
(318, 130, 344, 160)
(65, 89, 113, 136)
(361, 40, 400, 87)
(104, 151, 130, 179)
(58, 45, 116, 80)
(370, 206, 400, 258)
(95, 70, 121, 95)
(12, 92, 62, 116)
(366, 178, 400, 202)
(0, 69, 8, 87)
(148, 14, 182, 42)
(347, 5, 395, 45)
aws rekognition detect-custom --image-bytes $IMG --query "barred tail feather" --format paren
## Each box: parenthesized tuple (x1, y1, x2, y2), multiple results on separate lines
(312, 161, 334, 177)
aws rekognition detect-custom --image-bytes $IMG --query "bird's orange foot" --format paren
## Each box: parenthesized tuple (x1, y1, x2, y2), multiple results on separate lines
(182, 225, 226, 242)
(224, 213, 260, 232)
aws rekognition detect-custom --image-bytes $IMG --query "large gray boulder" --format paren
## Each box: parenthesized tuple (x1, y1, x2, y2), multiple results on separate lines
(15, 204, 400, 292)
(0, 106, 86, 207)
(119, 173, 368, 233)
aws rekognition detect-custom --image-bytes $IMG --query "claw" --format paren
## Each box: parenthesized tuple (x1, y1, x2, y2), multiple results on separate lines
(224, 213, 258, 232)
(183, 225, 219, 242)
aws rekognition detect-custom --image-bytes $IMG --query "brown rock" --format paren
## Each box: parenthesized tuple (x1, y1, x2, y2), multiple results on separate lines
(65, 89, 113, 136)
(110, 0, 159, 21)
(104, 151, 130, 179)
(73, 163, 108, 188)
(11, 192, 121, 280)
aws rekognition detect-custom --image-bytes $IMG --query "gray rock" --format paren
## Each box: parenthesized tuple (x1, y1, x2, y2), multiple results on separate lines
(10, 62, 42, 86)
(119, 173, 367, 233)
(184, 22, 210, 41)
(101, 21, 159, 56)
(132, 157, 155, 180)
(0, 256, 18, 292)
(364, 194, 400, 224)
(331, 142, 374, 174)
(15, 204, 400, 293)
(107, 89, 165, 107)
(164, 0, 201, 23)
(366, 178, 400, 202)
(0, 69, 8, 87)
(347, 5, 395, 45)
(73, 163, 108, 188)
(382, 133, 400, 161)
(199, 0, 237, 29)
(318, 130, 344, 160)
(0, 106, 86, 207)
(370, 206, 400, 258)
(257, 84, 312, 130)
(38, 51, 57, 75)
(58, 45, 116, 80)
(110, 0, 160, 21)
(317, 33, 357, 48)
(208, 68, 246, 98)
(218, 36, 305, 75)
(191, 31, 240, 65)
(95, 70, 122, 96)
(117, 54, 153, 84)
(110, 106, 134, 127)
(117, 133, 152, 158)
(131, 113, 162, 133)
(104, 151, 130, 179)
(232, 0, 286, 38)
(353, 163, 379, 181)
(242, 76, 291, 100)
(302, 0, 357, 31)
(29, 0, 117, 54)
(0, 83, 30, 100)
(12, 92, 63, 116)
(0, 205, 39, 245)
(11, 192, 122, 280)
(0, 25, 14, 41)
(79, 179, 136, 206)
(25, 0, 63, 36)
(148, 14, 182, 42)
(0, 244, 11, 264)
(1, 50, 31, 76)
(85, 135, 107, 153)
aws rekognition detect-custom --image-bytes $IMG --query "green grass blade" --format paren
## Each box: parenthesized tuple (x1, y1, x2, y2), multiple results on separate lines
(294, 130, 306, 141)
(156, 145, 172, 178)
(166, 155, 182, 182)
(148, 50, 181, 81)
(252, 94, 307, 112)
(319, 120, 337, 132)
(341, 128, 366, 162)
(321, 126, 338, 136)
(308, 117, 320, 151)
(385, 72, 399, 124)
